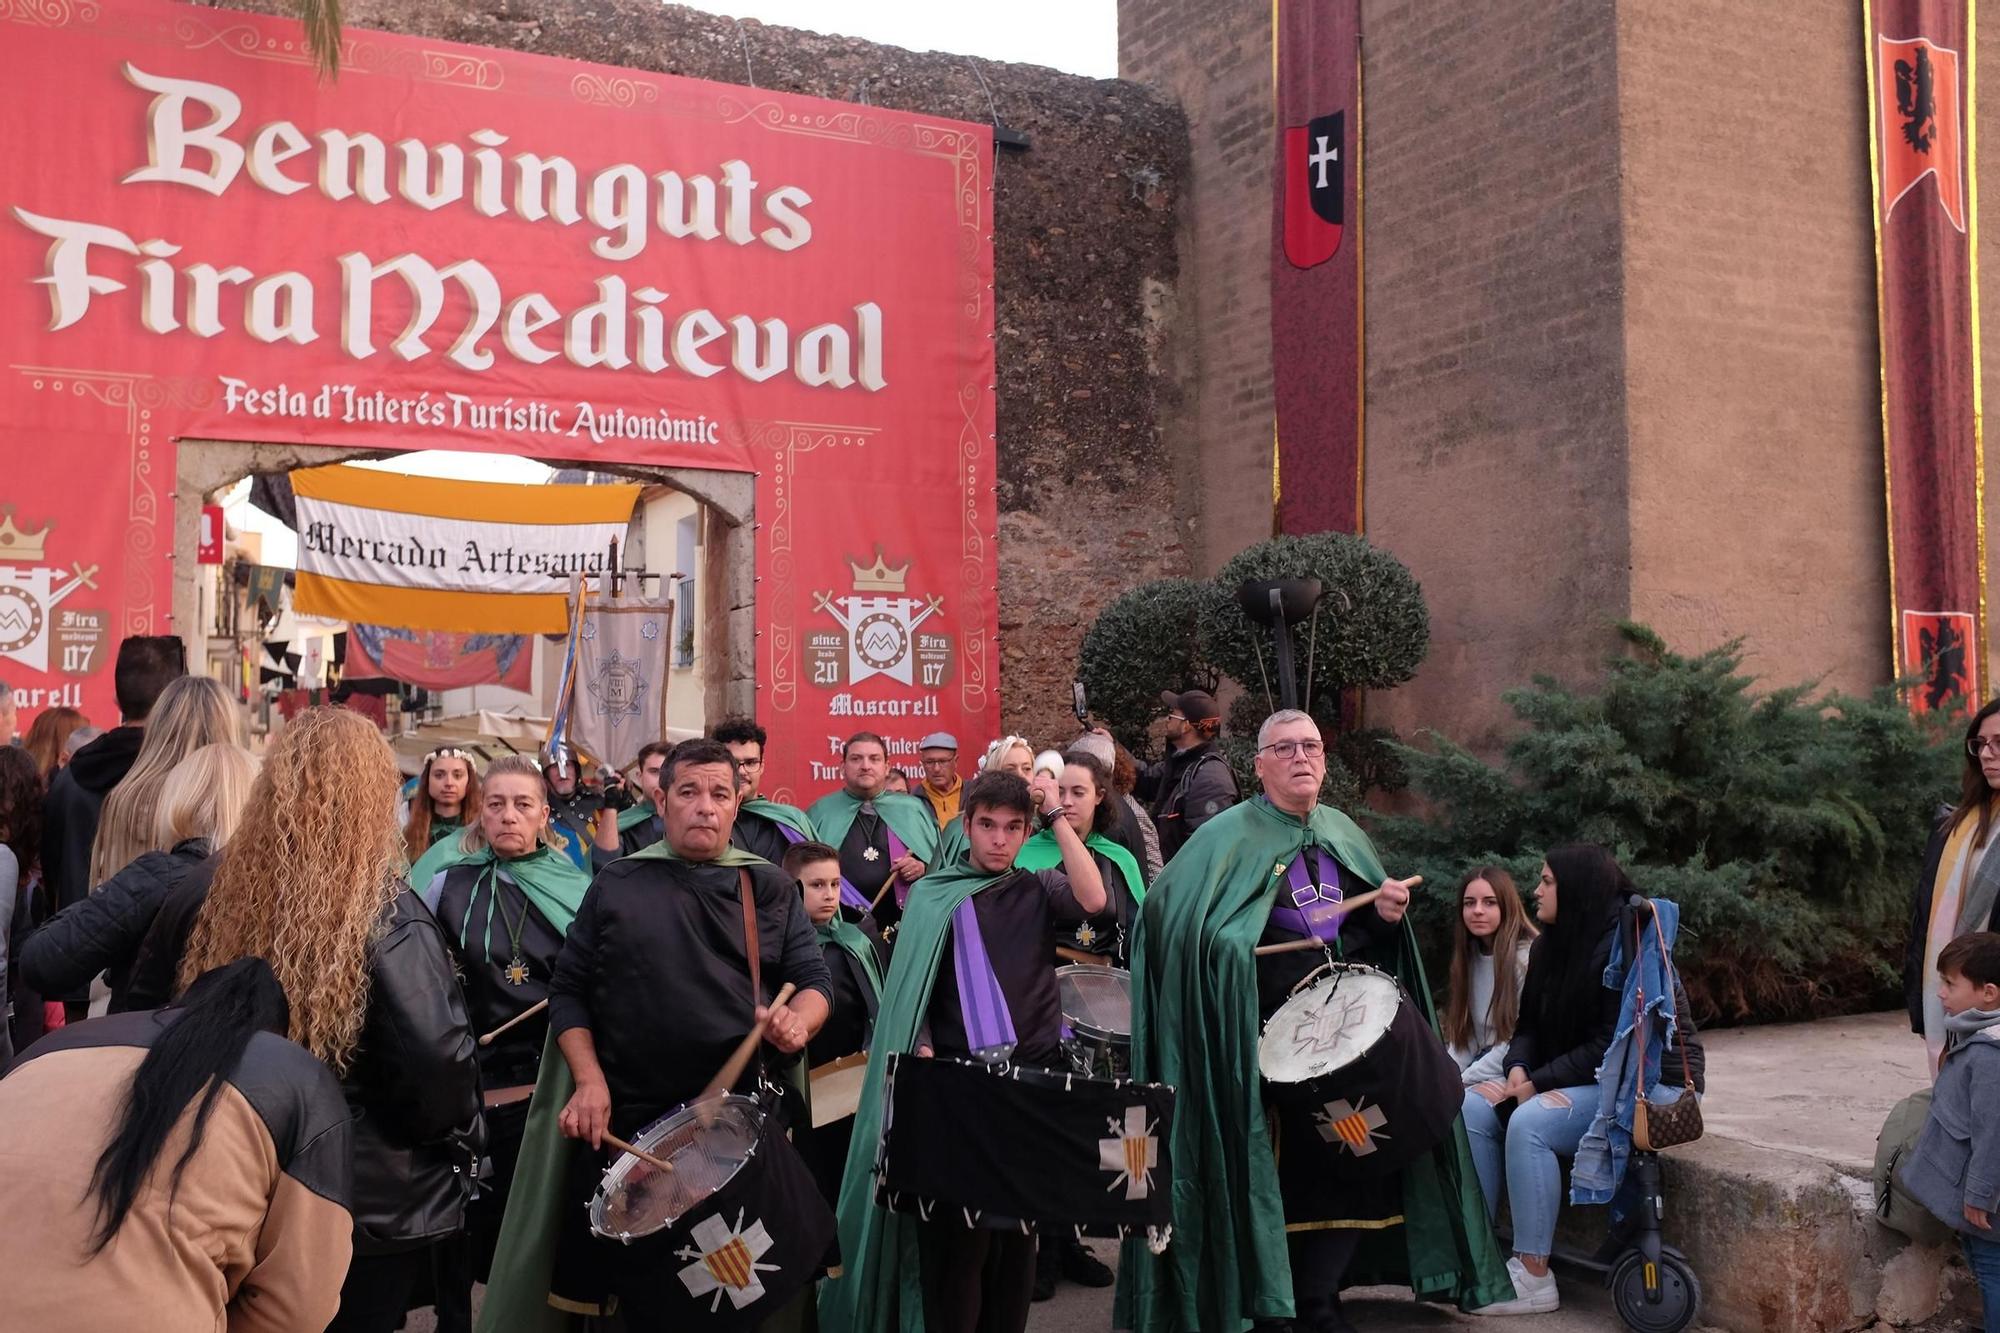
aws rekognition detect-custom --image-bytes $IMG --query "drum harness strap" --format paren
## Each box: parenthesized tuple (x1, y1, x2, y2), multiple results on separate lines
(739, 868, 785, 1104)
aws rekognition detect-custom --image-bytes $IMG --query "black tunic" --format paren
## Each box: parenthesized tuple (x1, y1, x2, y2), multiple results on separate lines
(927, 868, 1089, 1070)
(839, 807, 896, 927)
(732, 807, 796, 866)
(549, 857, 832, 1136)
(808, 916, 887, 1067)
(425, 861, 564, 1088)
(1057, 847, 1141, 965)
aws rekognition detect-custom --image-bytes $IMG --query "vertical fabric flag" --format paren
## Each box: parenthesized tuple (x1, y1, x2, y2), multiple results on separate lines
(1866, 0, 1986, 714)
(569, 583, 675, 775)
(1271, 0, 1364, 536)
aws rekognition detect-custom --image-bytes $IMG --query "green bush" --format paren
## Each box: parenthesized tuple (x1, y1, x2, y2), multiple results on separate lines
(1209, 532, 1430, 717)
(1077, 578, 1230, 751)
(1372, 624, 1958, 1026)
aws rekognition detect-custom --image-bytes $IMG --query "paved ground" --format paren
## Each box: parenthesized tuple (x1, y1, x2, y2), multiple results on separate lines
(415, 1251, 1674, 1330)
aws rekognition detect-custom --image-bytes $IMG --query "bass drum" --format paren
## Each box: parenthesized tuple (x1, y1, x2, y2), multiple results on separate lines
(1258, 962, 1461, 1181)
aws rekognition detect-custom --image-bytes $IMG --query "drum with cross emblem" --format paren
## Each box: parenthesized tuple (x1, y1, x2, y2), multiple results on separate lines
(1258, 962, 1461, 1182)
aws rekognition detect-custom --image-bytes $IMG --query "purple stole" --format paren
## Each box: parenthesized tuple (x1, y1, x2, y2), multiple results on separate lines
(949, 891, 1017, 1064)
(1267, 848, 1346, 945)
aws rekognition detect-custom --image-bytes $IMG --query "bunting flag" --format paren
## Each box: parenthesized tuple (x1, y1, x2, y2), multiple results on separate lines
(1271, 0, 1364, 535)
(1865, 0, 1986, 714)
(568, 583, 675, 773)
(290, 466, 639, 635)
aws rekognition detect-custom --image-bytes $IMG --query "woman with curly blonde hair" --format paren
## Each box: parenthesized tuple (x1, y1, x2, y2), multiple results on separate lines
(168, 706, 481, 1333)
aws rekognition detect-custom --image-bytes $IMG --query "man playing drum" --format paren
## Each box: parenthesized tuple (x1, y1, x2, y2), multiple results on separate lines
(1116, 710, 1511, 1333)
(821, 770, 1106, 1333)
(478, 739, 834, 1332)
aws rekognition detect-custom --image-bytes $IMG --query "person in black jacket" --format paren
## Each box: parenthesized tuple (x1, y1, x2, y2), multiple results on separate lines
(1133, 689, 1238, 862)
(21, 742, 257, 1014)
(168, 707, 482, 1333)
(40, 636, 183, 928)
(1461, 846, 1704, 1319)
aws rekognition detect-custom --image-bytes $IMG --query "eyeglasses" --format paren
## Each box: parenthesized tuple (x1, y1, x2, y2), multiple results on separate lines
(1258, 740, 1325, 760)
(1970, 739, 2000, 758)
(737, 756, 765, 769)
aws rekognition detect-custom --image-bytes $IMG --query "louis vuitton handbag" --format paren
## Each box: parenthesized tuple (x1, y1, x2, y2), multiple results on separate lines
(1630, 910, 1703, 1152)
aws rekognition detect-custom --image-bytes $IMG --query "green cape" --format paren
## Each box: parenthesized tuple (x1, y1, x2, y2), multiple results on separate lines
(476, 839, 784, 1333)
(805, 789, 941, 866)
(818, 915, 886, 1004)
(615, 801, 656, 835)
(817, 847, 1010, 1333)
(742, 796, 818, 841)
(411, 842, 590, 947)
(1015, 827, 1145, 904)
(1112, 799, 1512, 1331)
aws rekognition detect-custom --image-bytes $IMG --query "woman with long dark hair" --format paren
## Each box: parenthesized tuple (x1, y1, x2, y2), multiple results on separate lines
(1444, 866, 1537, 1086)
(0, 745, 44, 1070)
(169, 707, 482, 1333)
(0, 957, 353, 1330)
(1018, 750, 1146, 965)
(1907, 695, 2000, 1069)
(403, 746, 479, 864)
(1463, 846, 1703, 1318)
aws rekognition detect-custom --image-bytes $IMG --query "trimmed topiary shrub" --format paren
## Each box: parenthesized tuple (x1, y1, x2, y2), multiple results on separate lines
(1077, 577, 1231, 751)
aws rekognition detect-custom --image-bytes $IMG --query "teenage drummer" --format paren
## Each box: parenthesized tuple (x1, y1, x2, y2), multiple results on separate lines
(1016, 750, 1146, 967)
(414, 755, 591, 1300)
(1116, 710, 1513, 1333)
(479, 738, 832, 1330)
(822, 770, 1106, 1333)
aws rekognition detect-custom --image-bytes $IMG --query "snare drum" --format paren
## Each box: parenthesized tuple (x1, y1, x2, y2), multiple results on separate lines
(1057, 963, 1134, 1079)
(588, 1094, 834, 1330)
(1258, 962, 1461, 1181)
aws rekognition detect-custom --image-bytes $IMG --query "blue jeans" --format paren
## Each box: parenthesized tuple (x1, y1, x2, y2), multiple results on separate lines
(1964, 1231, 2000, 1332)
(1461, 1083, 1693, 1258)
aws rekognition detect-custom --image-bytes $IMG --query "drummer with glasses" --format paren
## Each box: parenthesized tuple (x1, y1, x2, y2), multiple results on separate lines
(1117, 709, 1512, 1333)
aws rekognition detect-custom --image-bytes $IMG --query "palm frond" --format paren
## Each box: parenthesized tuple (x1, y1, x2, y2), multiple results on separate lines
(296, 0, 343, 82)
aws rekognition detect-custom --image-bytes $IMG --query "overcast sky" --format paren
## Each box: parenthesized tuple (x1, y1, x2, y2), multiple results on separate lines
(672, 0, 1118, 78)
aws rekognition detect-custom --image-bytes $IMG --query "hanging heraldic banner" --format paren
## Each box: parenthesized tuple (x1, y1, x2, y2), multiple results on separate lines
(1864, 0, 1986, 715)
(0, 0, 997, 802)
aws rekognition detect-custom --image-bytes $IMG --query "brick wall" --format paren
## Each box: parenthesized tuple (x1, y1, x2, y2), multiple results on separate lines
(218, 0, 1192, 754)
(1123, 0, 1634, 750)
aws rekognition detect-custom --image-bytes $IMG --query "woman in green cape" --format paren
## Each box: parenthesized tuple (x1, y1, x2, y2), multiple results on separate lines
(1017, 749, 1145, 966)
(415, 754, 591, 1308)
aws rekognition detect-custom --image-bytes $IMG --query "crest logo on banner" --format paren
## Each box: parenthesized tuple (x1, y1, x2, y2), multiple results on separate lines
(1878, 35, 1967, 231)
(1099, 1106, 1161, 1200)
(676, 1210, 780, 1311)
(569, 587, 672, 773)
(1903, 610, 1977, 715)
(0, 507, 103, 677)
(811, 546, 949, 688)
(1282, 110, 1344, 268)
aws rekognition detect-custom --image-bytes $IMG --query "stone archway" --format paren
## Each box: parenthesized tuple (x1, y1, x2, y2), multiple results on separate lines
(171, 438, 756, 719)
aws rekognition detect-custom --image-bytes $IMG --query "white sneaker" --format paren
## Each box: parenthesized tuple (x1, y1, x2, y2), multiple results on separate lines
(1469, 1257, 1561, 1316)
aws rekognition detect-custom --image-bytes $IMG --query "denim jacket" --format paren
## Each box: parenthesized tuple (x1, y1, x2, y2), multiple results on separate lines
(1571, 896, 1682, 1205)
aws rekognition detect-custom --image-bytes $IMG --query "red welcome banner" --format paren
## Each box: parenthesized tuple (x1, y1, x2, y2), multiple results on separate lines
(1271, 0, 1362, 536)
(1865, 0, 1985, 713)
(0, 0, 997, 802)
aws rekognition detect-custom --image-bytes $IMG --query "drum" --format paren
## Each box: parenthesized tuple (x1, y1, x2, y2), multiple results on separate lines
(587, 1094, 835, 1331)
(1258, 963, 1462, 1181)
(1057, 963, 1134, 1079)
(876, 1053, 1176, 1251)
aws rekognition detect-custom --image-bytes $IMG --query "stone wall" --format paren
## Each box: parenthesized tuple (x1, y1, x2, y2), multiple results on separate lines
(216, 0, 1192, 753)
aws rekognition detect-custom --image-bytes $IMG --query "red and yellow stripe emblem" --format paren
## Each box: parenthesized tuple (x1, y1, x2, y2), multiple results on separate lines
(704, 1236, 754, 1290)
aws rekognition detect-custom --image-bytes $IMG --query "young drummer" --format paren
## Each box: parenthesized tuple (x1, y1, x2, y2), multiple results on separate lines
(822, 771, 1107, 1333)
(786, 838, 887, 1208)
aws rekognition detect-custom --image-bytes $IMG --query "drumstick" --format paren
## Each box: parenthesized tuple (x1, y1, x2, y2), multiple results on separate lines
(602, 1132, 675, 1175)
(479, 997, 548, 1047)
(695, 982, 799, 1120)
(1250, 887, 1389, 956)
(868, 877, 896, 914)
